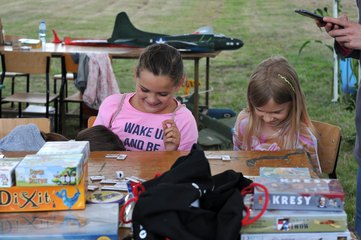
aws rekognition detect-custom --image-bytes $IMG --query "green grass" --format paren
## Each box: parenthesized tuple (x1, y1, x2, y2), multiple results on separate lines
(0, 0, 359, 232)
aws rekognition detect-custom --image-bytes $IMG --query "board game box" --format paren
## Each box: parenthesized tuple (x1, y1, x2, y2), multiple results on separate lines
(241, 209, 347, 233)
(0, 203, 119, 239)
(253, 177, 344, 211)
(259, 167, 311, 178)
(0, 159, 21, 188)
(0, 174, 86, 212)
(15, 154, 85, 186)
(37, 141, 90, 161)
(240, 230, 351, 240)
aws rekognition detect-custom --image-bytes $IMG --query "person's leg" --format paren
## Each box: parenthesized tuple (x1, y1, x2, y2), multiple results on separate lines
(356, 166, 361, 237)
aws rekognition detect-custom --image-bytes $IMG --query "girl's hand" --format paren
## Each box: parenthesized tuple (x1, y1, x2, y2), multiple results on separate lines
(267, 143, 281, 151)
(162, 119, 180, 151)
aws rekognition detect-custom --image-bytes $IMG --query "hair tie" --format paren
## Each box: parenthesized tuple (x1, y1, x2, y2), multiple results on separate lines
(278, 74, 295, 93)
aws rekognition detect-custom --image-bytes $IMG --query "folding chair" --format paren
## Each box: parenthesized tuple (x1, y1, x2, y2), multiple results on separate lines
(0, 51, 58, 131)
(53, 56, 76, 97)
(0, 72, 30, 107)
(0, 36, 30, 108)
(0, 118, 50, 138)
(59, 53, 84, 134)
(312, 120, 342, 178)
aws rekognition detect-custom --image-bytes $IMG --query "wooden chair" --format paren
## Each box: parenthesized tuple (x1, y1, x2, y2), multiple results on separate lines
(0, 118, 50, 138)
(53, 63, 76, 97)
(87, 116, 96, 128)
(0, 51, 59, 131)
(1, 36, 30, 107)
(0, 71, 30, 108)
(59, 53, 84, 134)
(312, 120, 342, 178)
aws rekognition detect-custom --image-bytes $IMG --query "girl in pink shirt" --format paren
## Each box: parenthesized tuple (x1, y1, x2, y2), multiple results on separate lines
(94, 44, 198, 151)
(233, 56, 321, 176)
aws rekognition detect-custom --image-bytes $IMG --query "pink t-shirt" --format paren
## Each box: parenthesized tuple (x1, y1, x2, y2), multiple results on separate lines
(94, 93, 198, 151)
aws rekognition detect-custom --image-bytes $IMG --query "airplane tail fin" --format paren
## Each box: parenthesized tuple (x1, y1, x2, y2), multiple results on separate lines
(108, 12, 167, 42)
(52, 29, 62, 43)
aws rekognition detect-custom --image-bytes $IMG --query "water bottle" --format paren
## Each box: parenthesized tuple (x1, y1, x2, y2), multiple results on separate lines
(38, 21, 46, 47)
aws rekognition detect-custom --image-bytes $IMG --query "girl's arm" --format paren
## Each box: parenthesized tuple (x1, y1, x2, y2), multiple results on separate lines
(299, 129, 322, 176)
(233, 110, 249, 150)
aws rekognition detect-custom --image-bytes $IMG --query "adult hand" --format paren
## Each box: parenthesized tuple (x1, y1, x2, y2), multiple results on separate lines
(162, 119, 180, 151)
(316, 15, 346, 33)
(323, 15, 361, 50)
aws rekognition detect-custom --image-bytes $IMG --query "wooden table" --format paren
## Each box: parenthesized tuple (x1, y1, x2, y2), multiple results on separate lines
(85, 149, 315, 239)
(0, 150, 325, 239)
(2, 149, 315, 179)
(0, 43, 221, 123)
(88, 149, 316, 179)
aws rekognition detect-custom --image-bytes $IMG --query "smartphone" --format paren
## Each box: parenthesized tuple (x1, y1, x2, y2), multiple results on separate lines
(295, 9, 324, 24)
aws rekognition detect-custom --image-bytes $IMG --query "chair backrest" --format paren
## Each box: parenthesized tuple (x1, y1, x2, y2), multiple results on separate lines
(2, 51, 51, 74)
(88, 116, 97, 128)
(312, 120, 342, 178)
(63, 53, 78, 74)
(0, 118, 50, 138)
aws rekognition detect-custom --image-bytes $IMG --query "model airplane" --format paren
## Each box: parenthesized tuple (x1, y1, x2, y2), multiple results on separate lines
(54, 12, 243, 52)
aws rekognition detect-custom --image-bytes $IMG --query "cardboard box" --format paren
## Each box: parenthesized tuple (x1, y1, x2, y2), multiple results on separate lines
(37, 141, 90, 160)
(0, 159, 21, 188)
(240, 230, 351, 240)
(259, 167, 311, 178)
(0, 203, 119, 239)
(254, 177, 344, 211)
(15, 154, 84, 186)
(241, 209, 347, 233)
(0, 174, 86, 212)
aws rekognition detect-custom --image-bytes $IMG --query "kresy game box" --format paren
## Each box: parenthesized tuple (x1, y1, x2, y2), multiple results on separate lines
(253, 177, 344, 211)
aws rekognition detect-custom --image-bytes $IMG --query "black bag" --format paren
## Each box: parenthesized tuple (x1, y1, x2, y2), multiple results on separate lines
(130, 144, 253, 240)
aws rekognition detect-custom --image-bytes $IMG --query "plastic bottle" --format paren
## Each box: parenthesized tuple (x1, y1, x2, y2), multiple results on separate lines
(38, 21, 46, 47)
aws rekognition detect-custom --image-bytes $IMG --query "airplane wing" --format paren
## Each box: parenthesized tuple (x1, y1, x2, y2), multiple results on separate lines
(162, 40, 214, 52)
(63, 37, 139, 48)
(112, 39, 136, 43)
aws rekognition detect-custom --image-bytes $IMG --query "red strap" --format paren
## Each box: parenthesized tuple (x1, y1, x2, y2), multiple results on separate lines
(120, 196, 137, 224)
(120, 182, 145, 224)
(241, 182, 269, 226)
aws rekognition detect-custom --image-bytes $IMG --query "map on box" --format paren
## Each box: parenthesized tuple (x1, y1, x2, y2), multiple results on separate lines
(254, 177, 344, 211)
(259, 167, 311, 178)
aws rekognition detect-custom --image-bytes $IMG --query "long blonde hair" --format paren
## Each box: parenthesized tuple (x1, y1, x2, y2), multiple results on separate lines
(238, 56, 315, 149)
